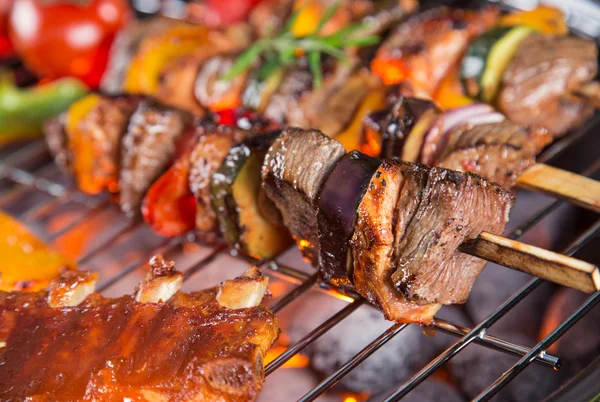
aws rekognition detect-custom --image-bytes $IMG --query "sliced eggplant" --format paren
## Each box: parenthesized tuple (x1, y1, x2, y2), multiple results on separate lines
(461, 25, 532, 102)
(211, 132, 292, 259)
(374, 97, 439, 160)
(317, 151, 382, 288)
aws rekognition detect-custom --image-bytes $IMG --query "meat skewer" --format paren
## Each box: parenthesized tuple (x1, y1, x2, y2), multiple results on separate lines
(43, 98, 597, 291)
(368, 96, 600, 213)
(0, 255, 279, 401)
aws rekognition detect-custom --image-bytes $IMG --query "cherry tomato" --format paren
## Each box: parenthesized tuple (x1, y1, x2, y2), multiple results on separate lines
(8, 0, 130, 88)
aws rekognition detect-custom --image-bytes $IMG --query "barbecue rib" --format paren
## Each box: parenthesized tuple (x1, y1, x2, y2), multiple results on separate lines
(0, 256, 279, 402)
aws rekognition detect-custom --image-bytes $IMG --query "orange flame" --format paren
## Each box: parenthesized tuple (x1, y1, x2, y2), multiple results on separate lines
(265, 346, 309, 369)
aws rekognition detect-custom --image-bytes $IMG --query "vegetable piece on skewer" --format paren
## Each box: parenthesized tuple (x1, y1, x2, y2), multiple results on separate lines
(460, 26, 533, 103)
(212, 132, 292, 259)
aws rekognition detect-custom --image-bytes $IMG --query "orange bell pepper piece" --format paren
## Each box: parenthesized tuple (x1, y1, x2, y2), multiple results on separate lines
(0, 211, 76, 291)
(499, 5, 568, 35)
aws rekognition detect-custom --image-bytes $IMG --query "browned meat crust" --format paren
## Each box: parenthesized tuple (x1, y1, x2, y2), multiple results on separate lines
(390, 164, 514, 305)
(0, 262, 279, 402)
(437, 121, 552, 188)
(352, 160, 442, 324)
(262, 127, 346, 264)
(44, 114, 71, 174)
(119, 100, 192, 216)
(498, 34, 598, 137)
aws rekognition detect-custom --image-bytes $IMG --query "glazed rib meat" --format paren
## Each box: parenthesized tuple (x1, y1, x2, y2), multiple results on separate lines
(437, 121, 552, 188)
(498, 34, 598, 137)
(120, 99, 192, 216)
(0, 256, 279, 402)
(262, 127, 346, 264)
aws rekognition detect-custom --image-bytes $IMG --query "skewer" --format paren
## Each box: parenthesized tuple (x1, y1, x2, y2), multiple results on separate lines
(460, 232, 600, 293)
(516, 163, 600, 213)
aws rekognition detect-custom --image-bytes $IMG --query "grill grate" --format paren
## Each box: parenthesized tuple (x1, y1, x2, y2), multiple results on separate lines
(2, 1, 600, 400)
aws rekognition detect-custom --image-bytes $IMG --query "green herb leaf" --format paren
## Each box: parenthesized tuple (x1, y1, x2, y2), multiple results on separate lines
(281, 6, 303, 34)
(297, 38, 346, 59)
(222, 41, 267, 81)
(308, 51, 323, 89)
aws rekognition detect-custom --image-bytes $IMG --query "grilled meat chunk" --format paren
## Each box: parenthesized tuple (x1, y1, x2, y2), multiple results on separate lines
(437, 121, 552, 188)
(390, 165, 514, 305)
(44, 114, 71, 174)
(498, 34, 598, 137)
(374, 6, 499, 92)
(0, 257, 279, 402)
(352, 160, 442, 324)
(119, 100, 192, 216)
(69, 94, 142, 195)
(262, 128, 345, 264)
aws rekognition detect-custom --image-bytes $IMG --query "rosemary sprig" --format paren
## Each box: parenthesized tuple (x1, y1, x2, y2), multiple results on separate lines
(222, 2, 380, 88)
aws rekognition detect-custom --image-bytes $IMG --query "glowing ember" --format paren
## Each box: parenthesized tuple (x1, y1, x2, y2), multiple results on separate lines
(265, 346, 309, 369)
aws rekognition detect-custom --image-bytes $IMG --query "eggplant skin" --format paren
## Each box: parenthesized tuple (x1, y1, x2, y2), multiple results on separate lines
(317, 151, 381, 288)
(261, 128, 346, 265)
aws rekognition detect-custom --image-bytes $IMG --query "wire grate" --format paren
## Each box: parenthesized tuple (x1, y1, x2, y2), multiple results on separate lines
(1, 2, 599, 400)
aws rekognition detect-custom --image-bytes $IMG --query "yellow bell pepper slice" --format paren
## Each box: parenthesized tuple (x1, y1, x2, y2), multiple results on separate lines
(124, 24, 212, 95)
(0, 211, 76, 292)
(499, 5, 568, 35)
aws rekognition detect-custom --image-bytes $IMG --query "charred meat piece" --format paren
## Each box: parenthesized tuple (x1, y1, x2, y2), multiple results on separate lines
(390, 165, 514, 305)
(374, 6, 499, 92)
(119, 99, 192, 216)
(44, 114, 71, 174)
(155, 54, 206, 116)
(437, 121, 552, 188)
(352, 159, 442, 324)
(67, 94, 142, 195)
(0, 256, 279, 402)
(498, 34, 598, 137)
(262, 127, 345, 264)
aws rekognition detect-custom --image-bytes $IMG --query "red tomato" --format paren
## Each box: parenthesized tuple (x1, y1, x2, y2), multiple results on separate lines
(0, 0, 13, 57)
(8, 0, 130, 88)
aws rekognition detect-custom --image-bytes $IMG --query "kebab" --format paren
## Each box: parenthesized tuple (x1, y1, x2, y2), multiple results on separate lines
(0, 255, 279, 401)
(372, 5, 599, 138)
(365, 96, 600, 212)
(44, 101, 600, 324)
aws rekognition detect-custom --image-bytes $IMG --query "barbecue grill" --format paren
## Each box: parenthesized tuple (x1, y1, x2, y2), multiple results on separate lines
(1, 0, 600, 401)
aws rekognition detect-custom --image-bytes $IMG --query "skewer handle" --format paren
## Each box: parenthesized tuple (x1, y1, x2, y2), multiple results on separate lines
(517, 163, 600, 213)
(459, 232, 600, 293)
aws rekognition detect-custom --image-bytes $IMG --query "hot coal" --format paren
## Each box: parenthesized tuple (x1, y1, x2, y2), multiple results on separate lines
(368, 378, 466, 402)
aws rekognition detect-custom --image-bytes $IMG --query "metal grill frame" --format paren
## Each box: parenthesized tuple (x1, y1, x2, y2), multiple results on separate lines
(1, 1, 600, 401)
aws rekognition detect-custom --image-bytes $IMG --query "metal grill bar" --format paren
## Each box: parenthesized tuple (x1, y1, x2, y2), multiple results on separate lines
(265, 299, 366, 376)
(382, 220, 600, 402)
(299, 323, 408, 402)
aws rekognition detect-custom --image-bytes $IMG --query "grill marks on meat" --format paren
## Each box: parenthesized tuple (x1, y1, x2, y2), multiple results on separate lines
(437, 121, 552, 188)
(120, 100, 192, 216)
(188, 126, 257, 233)
(352, 160, 441, 324)
(498, 34, 598, 137)
(390, 165, 514, 305)
(0, 263, 278, 402)
(262, 128, 345, 264)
